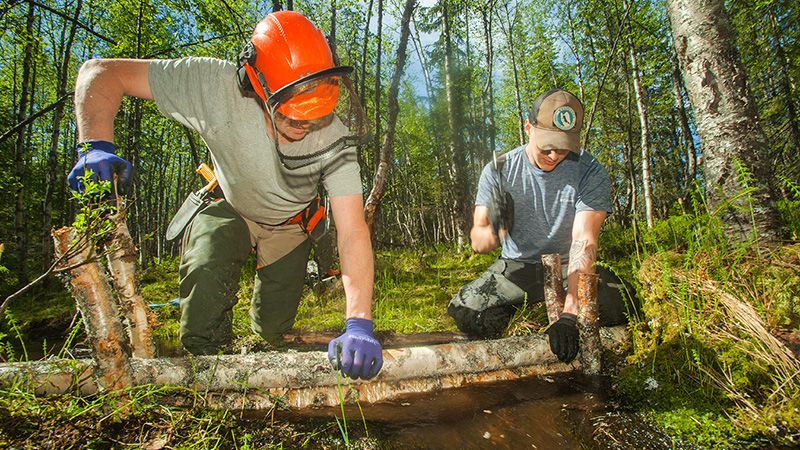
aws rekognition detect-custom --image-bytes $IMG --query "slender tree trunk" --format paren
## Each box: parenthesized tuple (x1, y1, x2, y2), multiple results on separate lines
(43, 0, 82, 274)
(500, 3, 526, 145)
(411, 15, 433, 104)
(364, 0, 417, 245)
(623, 0, 654, 227)
(443, 0, 470, 246)
(14, 2, 36, 284)
(667, 0, 784, 245)
(669, 49, 697, 198)
(357, 0, 375, 105)
(480, 1, 496, 158)
(372, 0, 384, 178)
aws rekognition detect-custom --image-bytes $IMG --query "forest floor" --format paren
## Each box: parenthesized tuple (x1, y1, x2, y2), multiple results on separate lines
(1, 214, 799, 449)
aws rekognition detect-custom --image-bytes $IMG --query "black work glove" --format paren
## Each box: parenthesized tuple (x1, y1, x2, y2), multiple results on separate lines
(546, 313, 579, 363)
(487, 185, 514, 237)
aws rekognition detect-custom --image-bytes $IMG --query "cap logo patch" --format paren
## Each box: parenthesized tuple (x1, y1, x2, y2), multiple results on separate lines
(553, 106, 577, 131)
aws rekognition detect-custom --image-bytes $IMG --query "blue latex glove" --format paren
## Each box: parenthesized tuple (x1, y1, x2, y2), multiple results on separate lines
(68, 140, 132, 195)
(328, 318, 383, 380)
(546, 312, 579, 363)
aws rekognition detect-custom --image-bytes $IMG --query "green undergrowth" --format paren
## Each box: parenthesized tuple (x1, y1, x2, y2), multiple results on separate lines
(0, 380, 383, 449)
(140, 244, 498, 351)
(295, 244, 496, 334)
(611, 197, 800, 449)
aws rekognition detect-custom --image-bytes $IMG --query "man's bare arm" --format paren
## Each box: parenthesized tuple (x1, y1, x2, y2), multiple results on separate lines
(562, 210, 607, 316)
(329, 194, 374, 321)
(75, 59, 153, 141)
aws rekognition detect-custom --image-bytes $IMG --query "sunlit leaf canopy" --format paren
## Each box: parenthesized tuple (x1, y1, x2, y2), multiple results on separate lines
(1, 0, 797, 274)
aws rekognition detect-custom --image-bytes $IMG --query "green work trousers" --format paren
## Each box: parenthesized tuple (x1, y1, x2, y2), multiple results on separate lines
(178, 200, 311, 355)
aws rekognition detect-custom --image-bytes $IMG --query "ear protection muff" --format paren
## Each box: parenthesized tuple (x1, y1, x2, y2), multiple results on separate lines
(236, 34, 341, 98)
(236, 41, 257, 94)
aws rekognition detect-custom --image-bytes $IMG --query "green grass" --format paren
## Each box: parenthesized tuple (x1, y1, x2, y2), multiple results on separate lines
(3, 183, 800, 448)
(295, 245, 496, 334)
(610, 192, 800, 448)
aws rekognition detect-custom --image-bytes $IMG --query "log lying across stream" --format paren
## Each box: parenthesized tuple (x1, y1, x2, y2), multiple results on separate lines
(0, 326, 627, 410)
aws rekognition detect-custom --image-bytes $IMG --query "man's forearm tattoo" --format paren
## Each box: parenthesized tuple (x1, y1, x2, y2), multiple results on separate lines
(568, 239, 597, 273)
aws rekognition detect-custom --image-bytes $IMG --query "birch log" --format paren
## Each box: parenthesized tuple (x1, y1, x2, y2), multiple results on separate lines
(577, 273, 601, 375)
(105, 208, 156, 358)
(52, 226, 134, 390)
(541, 254, 564, 325)
(0, 327, 628, 409)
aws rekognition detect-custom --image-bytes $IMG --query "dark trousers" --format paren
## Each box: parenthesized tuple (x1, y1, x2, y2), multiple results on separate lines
(178, 200, 311, 355)
(447, 258, 637, 337)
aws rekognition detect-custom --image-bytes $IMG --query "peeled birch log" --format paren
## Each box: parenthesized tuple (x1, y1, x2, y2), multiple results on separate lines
(578, 273, 602, 375)
(105, 209, 156, 358)
(541, 253, 564, 325)
(0, 327, 627, 409)
(52, 226, 134, 391)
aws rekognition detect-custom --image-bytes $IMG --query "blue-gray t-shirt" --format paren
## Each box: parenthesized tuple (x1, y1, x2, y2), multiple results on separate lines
(475, 146, 611, 263)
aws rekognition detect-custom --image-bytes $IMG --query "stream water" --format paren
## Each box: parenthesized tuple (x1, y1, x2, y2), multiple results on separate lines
(273, 373, 697, 450)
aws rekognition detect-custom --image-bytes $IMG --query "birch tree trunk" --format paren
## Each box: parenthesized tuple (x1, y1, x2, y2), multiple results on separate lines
(106, 205, 156, 358)
(667, 0, 784, 245)
(364, 0, 417, 245)
(623, 0, 654, 228)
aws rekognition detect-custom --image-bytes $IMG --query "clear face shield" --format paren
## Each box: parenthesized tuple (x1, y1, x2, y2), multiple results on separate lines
(258, 67, 370, 170)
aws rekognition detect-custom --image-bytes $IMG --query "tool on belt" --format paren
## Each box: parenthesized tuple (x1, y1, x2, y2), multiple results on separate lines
(290, 197, 338, 287)
(166, 163, 220, 241)
(287, 196, 327, 243)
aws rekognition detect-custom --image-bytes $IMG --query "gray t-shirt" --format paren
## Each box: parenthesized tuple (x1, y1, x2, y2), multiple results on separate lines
(476, 146, 611, 263)
(148, 57, 362, 225)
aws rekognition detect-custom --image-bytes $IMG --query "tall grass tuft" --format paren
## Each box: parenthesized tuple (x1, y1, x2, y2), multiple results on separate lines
(616, 177, 800, 448)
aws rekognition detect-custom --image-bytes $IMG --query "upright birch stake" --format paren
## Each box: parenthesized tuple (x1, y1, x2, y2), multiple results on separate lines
(52, 226, 134, 390)
(106, 205, 156, 358)
(541, 253, 564, 325)
(577, 273, 601, 375)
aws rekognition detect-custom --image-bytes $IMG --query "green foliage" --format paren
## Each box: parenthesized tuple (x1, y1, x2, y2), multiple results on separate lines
(69, 169, 118, 240)
(294, 245, 496, 333)
(777, 199, 800, 240)
(618, 201, 800, 447)
(0, 381, 360, 449)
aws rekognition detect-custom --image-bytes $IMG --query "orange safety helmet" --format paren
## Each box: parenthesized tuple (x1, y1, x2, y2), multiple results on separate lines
(239, 11, 342, 121)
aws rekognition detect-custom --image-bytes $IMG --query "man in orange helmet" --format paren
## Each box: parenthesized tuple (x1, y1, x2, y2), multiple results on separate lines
(68, 11, 382, 380)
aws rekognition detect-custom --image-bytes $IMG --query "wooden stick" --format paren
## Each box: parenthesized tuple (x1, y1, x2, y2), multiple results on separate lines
(105, 205, 156, 358)
(577, 273, 601, 375)
(542, 254, 564, 325)
(52, 226, 134, 391)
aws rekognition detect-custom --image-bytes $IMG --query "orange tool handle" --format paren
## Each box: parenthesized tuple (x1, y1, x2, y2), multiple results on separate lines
(196, 163, 218, 192)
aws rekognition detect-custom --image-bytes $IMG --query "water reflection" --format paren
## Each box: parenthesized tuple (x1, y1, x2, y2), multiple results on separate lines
(276, 374, 697, 450)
